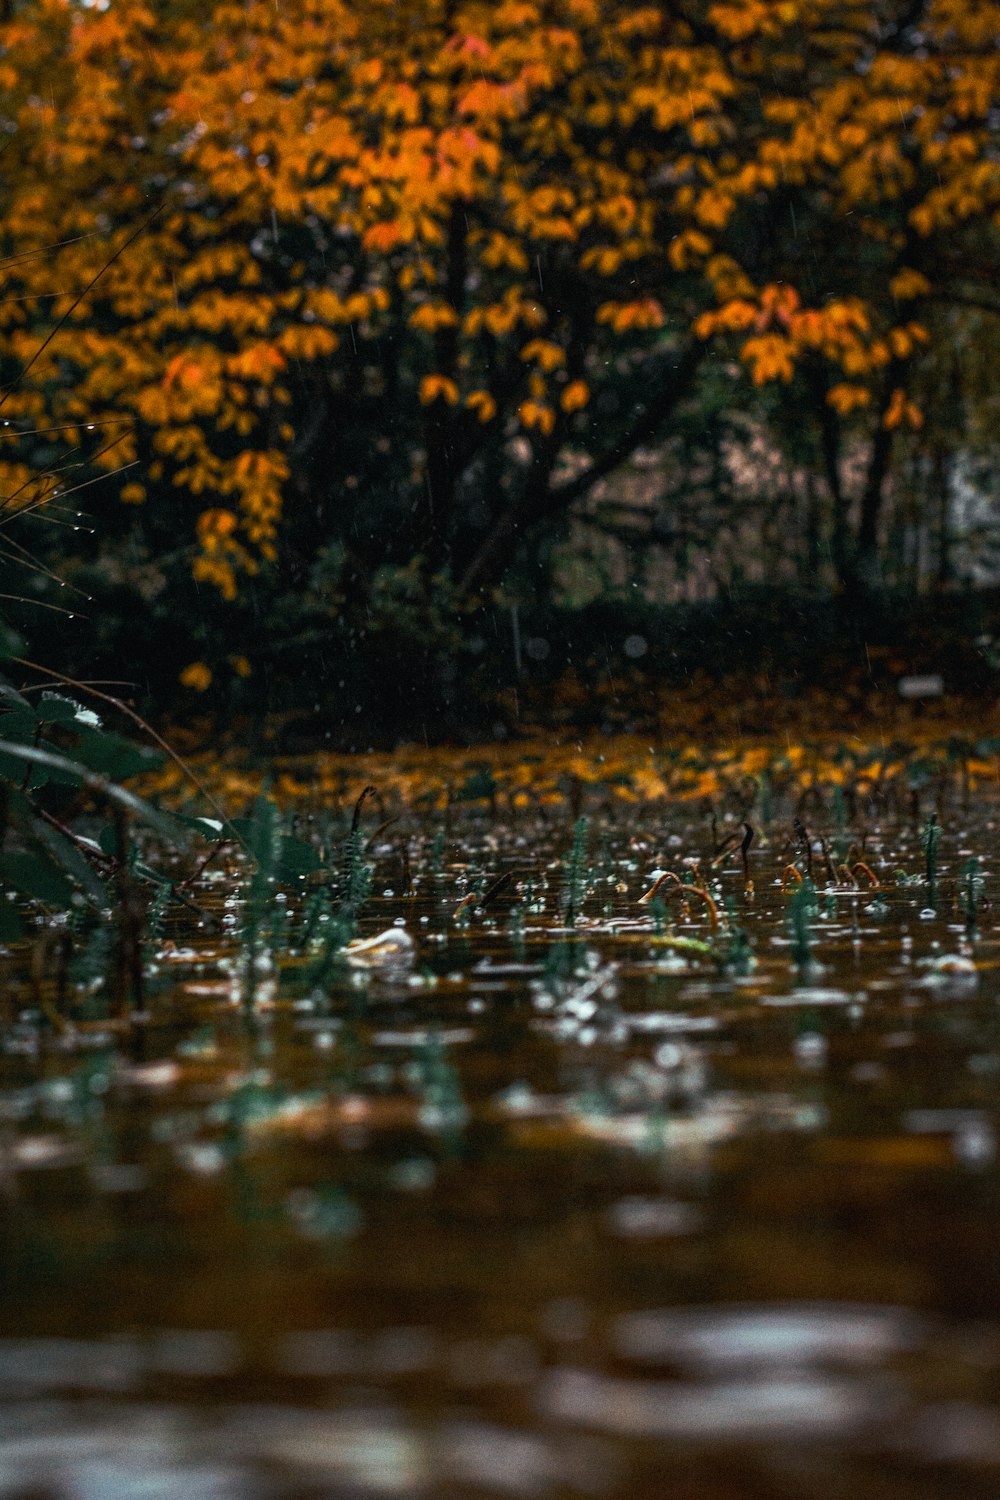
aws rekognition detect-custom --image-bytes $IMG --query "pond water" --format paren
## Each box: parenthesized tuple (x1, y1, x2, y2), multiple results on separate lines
(2, 765, 1000, 1498)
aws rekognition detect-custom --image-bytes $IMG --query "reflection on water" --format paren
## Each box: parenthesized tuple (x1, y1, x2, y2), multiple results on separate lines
(2, 795, 1000, 1497)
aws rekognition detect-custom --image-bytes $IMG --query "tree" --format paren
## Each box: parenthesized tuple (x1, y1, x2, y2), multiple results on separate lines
(691, 0, 1000, 591)
(0, 0, 997, 644)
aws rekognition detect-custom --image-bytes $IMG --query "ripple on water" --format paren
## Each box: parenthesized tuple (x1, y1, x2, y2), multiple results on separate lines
(538, 1366, 888, 1441)
(611, 1303, 929, 1370)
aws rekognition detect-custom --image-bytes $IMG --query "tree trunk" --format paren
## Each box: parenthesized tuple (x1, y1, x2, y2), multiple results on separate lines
(403, 203, 468, 573)
(809, 365, 850, 591)
(459, 340, 705, 599)
(850, 370, 902, 596)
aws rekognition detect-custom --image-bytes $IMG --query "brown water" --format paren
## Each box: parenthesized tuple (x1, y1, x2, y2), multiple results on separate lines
(2, 797, 1000, 1498)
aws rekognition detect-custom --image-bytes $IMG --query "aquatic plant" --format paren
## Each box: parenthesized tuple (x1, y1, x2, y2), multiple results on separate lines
(719, 900, 755, 975)
(340, 787, 376, 928)
(413, 1029, 467, 1143)
(787, 878, 818, 972)
(562, 816, 590, 927)
(923, 813, 941, 909)
(962, 856, 981, 931)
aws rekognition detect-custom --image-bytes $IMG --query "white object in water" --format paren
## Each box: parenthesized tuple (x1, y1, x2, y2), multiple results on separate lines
(344, 928, 415, 970)
(897, 674, 944, 698)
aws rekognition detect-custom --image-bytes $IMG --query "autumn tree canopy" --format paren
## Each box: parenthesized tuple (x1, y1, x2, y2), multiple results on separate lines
(0, 0, 998, 634)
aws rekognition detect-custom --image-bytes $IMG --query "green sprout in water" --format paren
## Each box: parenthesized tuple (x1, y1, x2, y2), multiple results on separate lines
(562, 815, 590, 926)
(430, 826, 446, 876)
(238, 790, 282, 1012)
(788, 878, 818, 972)
(923, 813, 941, 909)
(962, 856, 980, 931)
(720, 899, 754, 976)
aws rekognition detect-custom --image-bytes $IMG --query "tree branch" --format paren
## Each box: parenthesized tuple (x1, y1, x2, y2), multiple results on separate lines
(458, 339, 705, 597)
(545, 338, 705, 513)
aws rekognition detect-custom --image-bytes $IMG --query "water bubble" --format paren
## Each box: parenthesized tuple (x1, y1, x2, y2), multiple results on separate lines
(794, 1032, 828, 1069)
(955, 1119, 996, 1168)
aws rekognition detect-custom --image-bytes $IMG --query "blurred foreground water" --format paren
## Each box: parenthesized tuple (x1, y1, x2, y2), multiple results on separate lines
(1, 786, 999, 1499)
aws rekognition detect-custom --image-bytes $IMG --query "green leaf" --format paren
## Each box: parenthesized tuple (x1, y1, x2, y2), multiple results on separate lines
(0, 709, 50, 787)
(176, 814, 228, 839)
(1, 849, 75, 907)
(0, 739, 184, 845)
(0, 622, 25, 662)
(97, 823, 120, 858)
(276, 834, 321, 880)
(230, 805, 319, 881)
(69, 725, 165, 780)
(37, 692, 86, 725)
(0, 680, 30, 710)
(132, 858, 174, 887)
(0, 706, 85, 789)
(0, 899, 23, 942)
(0, 709, 39, 742)
(31, 818, 109, 907)
(232, 797, 281, 868)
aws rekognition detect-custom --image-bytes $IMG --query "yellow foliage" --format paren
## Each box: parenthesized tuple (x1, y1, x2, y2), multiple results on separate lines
(826, 383, 871, 415)
(197, 509, 238, 541)
(694, 300, 757, 338)
(668, 230, 713, 270)
(419, 374, 460, 405)
(560, 380, 589, 412)
(518, 399, 555, 434)
(278, 325, 339, 359)
(742, 333, 795, 384)
(884, 388, 923, 431)
(0, 0, 994, 603)
(596, 298, 664, 332)
(889, 267, 932, 301)
(520, 339, 565, 371)
(466, 389, 497, 422)
(362, 220, 405, 253)
(409, 301, 460, 332)
(179, 661, 213, 692)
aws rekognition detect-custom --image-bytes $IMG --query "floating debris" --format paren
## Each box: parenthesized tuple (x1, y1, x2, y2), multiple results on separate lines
(343, 926, 416, 970)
